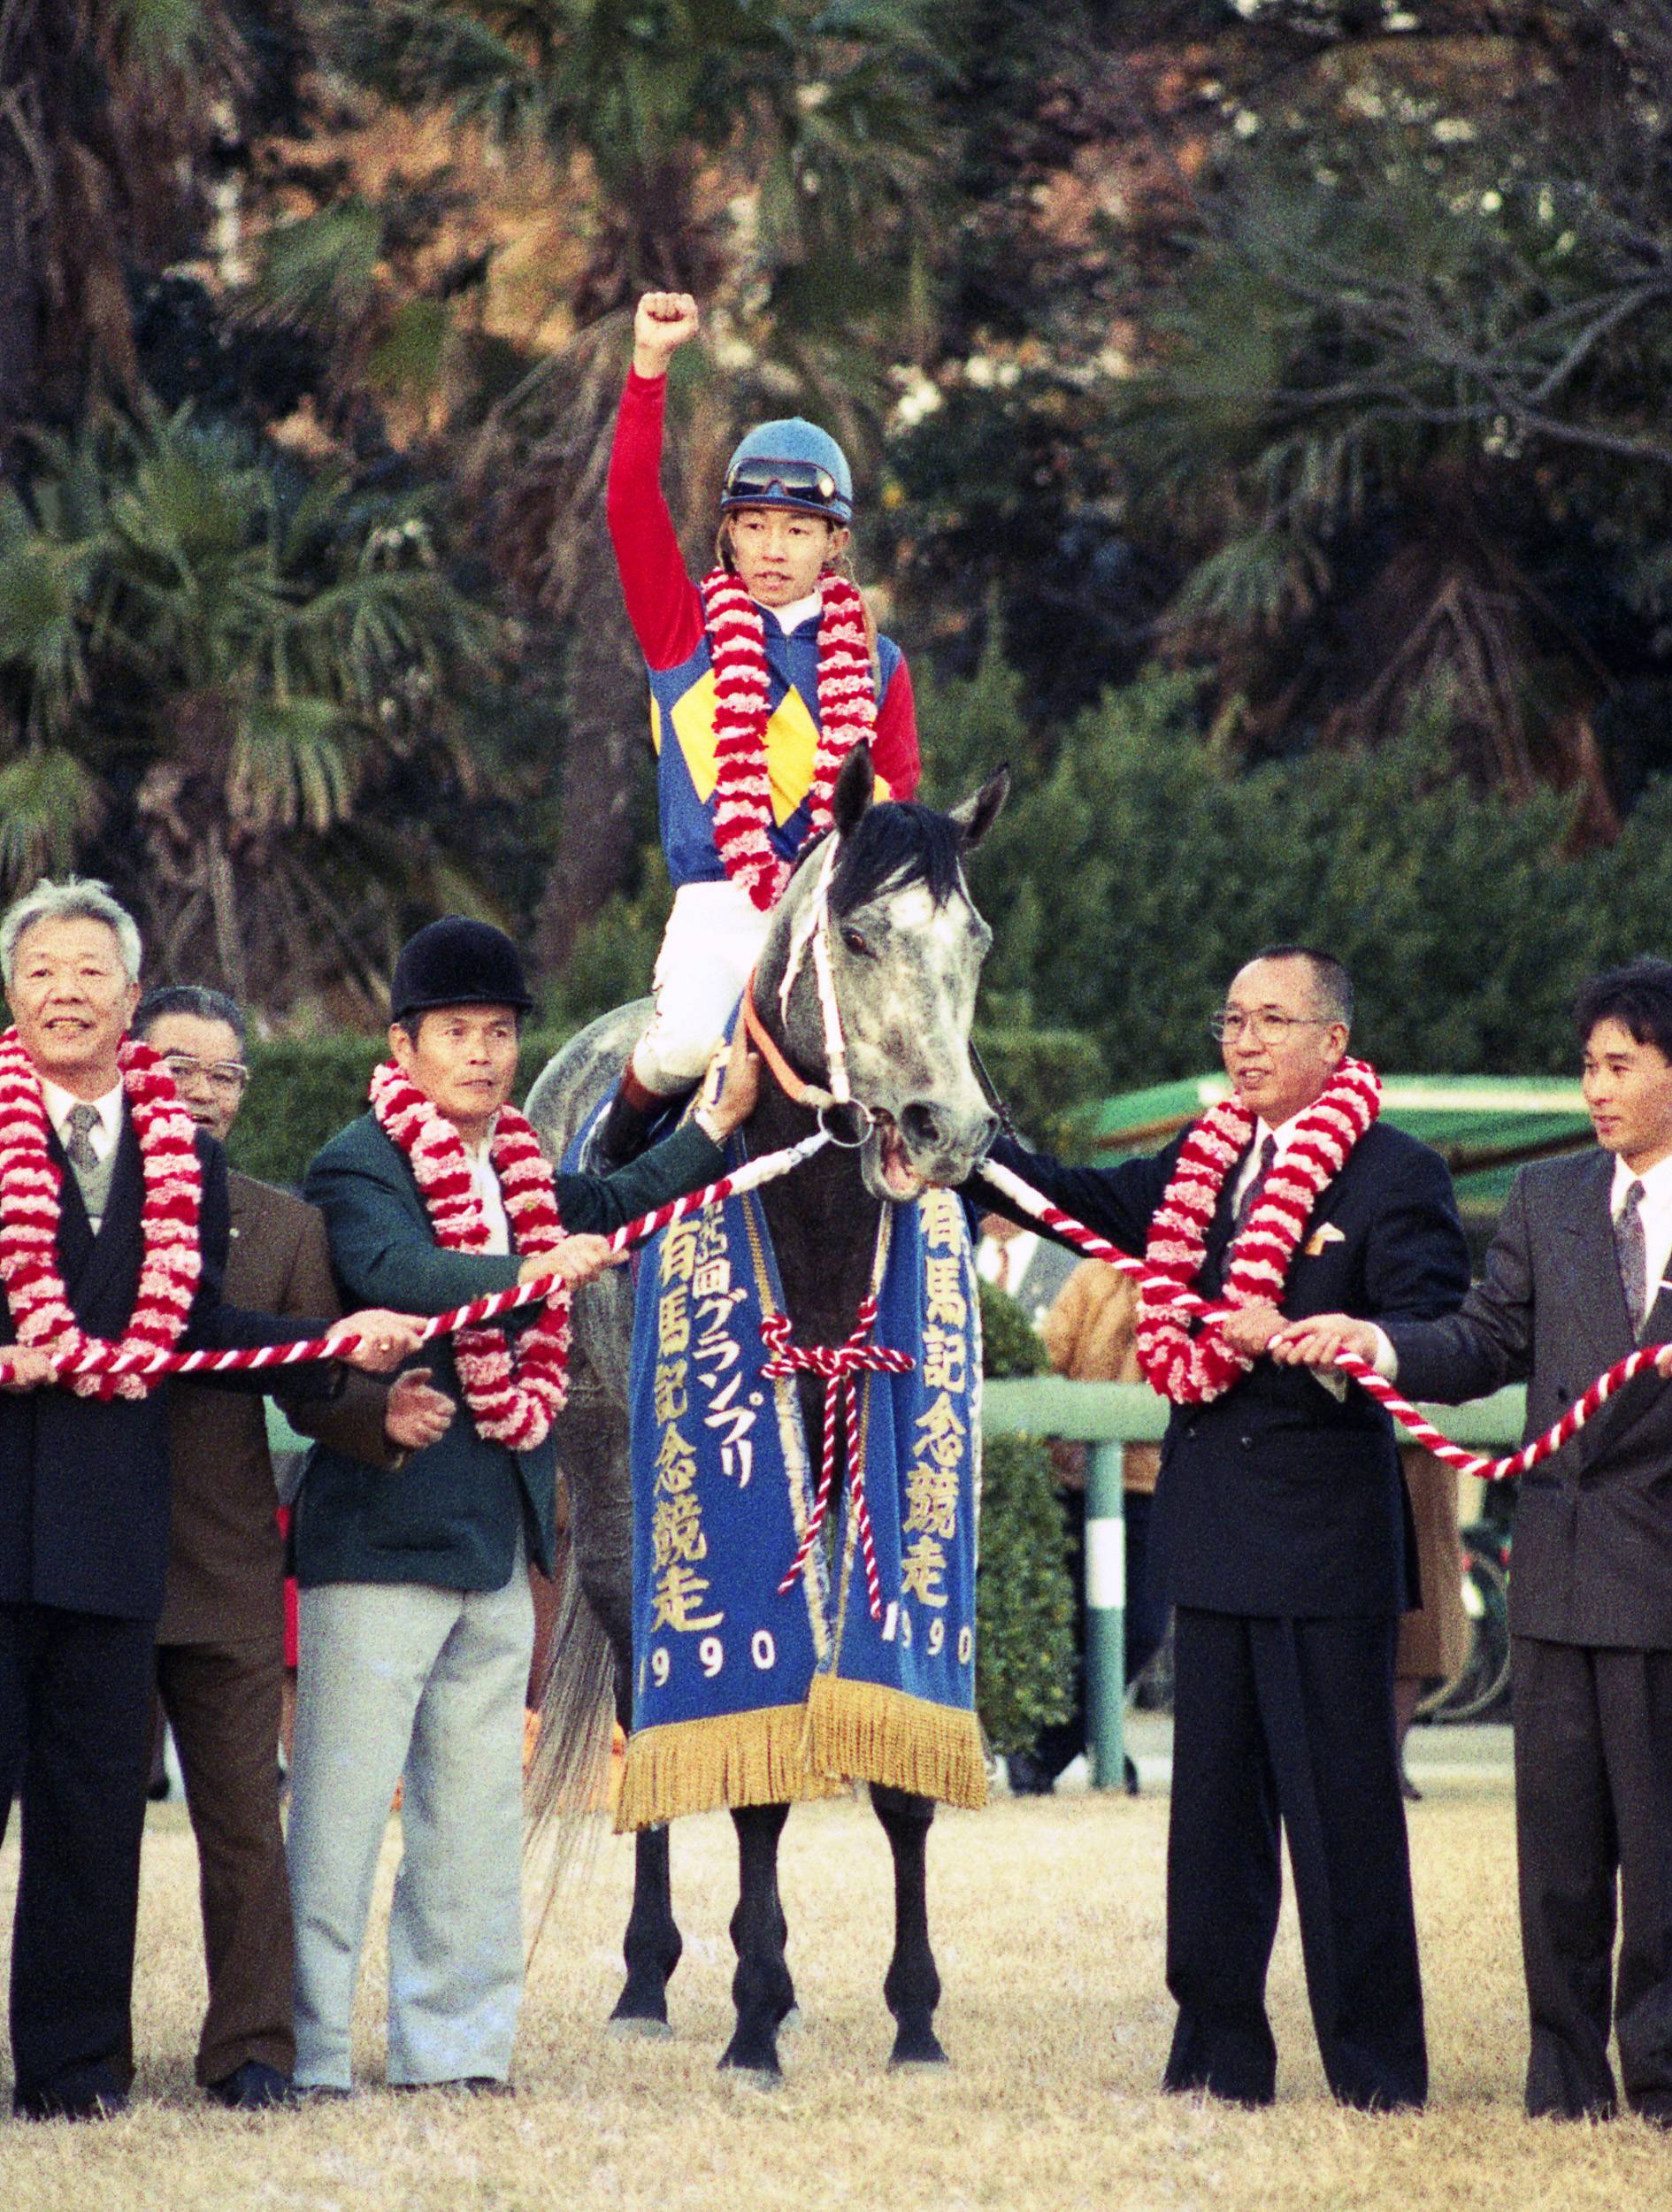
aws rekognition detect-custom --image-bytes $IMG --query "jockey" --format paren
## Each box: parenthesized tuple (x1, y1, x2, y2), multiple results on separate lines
(594, 289, 921, 1167)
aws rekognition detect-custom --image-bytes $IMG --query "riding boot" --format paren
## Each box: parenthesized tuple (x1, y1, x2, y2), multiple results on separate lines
(593, 1072, 665, 1172)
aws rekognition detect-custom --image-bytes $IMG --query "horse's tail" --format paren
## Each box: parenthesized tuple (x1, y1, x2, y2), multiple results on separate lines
(523, 1562, 620, 1946)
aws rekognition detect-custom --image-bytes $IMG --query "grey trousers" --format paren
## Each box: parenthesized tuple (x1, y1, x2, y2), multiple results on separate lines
(287, 1544, 533, 2088)
(1515, 1636, 1672, 2123)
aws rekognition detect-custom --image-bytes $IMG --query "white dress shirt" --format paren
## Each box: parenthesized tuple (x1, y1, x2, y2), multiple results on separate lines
(464, 1137, 512, 1258)
(42, 1077, 125, 1235)
(977, 1229, 1041, 1294)
(1229, 1110, 1308, 1217)
(41, 1076, 124, 1165)
(1610, 1149, 1672, 1325)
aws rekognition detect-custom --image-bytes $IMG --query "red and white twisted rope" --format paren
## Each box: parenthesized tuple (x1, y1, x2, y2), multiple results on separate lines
(763, 1292, 915, 1622)
(0, 1130, 831, 1390)
(978, 1156, 1667, 1487)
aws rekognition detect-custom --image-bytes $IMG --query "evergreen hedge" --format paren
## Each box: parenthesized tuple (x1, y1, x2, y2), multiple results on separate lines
(974, 1280, 1078, 1756)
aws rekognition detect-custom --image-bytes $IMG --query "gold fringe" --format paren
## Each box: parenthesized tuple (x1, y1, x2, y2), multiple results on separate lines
(808, 1676, 988, 1810)
(615, 1705, 844, 1832)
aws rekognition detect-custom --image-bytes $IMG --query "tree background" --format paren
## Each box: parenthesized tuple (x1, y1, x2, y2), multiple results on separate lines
(7, 0, 1672, 1125)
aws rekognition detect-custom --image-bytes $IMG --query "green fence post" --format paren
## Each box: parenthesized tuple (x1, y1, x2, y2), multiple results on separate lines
(1085, 1440, 1126, 1791)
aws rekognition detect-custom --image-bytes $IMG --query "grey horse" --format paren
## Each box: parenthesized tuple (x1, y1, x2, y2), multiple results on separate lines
(525, 743, 1007, 2077)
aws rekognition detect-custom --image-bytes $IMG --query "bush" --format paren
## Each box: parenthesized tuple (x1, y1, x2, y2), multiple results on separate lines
(974, 1279, 1078, 1756)
(919, 644, 1661, 1088)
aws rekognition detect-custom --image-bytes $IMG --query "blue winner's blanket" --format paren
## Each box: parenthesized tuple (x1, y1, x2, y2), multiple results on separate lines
(618, 1160, 986, 1828)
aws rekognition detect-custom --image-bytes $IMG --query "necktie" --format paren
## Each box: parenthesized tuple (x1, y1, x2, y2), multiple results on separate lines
(993, 1244, 1012, 1293)
(1233, 1134, 1277, 1233)
(64, 1102, 101, 1172)
(1616, 1178, 1649, 1338)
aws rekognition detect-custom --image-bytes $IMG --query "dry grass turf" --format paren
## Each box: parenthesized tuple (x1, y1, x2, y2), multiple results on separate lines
(1, 1761, 1670, 2210)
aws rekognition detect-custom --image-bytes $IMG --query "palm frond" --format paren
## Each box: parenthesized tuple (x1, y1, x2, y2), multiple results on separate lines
(228, 696, 360, 833)
(0, 749, 105, 887)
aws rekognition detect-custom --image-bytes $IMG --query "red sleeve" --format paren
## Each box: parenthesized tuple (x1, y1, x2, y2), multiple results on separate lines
(871, 652, 921, 799)
(606, 369, 706, 672)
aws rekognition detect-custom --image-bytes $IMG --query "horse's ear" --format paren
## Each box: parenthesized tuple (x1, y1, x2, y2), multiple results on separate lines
(949, 764, 1009, 852)
(832, 740, 875, 839)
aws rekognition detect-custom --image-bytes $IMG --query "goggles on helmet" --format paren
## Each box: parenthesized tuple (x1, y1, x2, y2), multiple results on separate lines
(722, 457, 842, 509)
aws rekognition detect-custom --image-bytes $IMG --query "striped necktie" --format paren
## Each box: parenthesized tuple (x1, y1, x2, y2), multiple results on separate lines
(1616, 1178, 1649, 1339)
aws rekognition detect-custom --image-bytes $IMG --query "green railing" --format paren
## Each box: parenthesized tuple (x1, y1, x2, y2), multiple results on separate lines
(981, 1379, 1528, 1792)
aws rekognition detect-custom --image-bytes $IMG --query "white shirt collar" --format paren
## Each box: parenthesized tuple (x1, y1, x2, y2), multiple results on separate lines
(1256, 1110, 1311, 1156)
(763, 588, 824, 634)
(40, 1076, 124, 1149)
(1610, 1149, 1672, 1214)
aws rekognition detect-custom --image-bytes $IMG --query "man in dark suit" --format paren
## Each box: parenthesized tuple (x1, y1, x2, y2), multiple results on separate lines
(0, 878, 425, 2123)
(135, 985, 456, 2112)
(971, 947, 1470, 2108)
(1276, 956, 1672, 2124)
(288, 918, 760, 2094)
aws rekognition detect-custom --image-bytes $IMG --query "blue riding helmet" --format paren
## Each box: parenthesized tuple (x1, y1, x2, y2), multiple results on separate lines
(721, 419, 854, 526)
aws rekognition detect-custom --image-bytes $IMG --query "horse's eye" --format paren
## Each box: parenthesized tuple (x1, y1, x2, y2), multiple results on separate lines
(840, 926, 873, 959)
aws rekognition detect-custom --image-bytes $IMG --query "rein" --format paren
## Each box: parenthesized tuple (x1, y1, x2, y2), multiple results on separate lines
(741, 835, 875, 1149)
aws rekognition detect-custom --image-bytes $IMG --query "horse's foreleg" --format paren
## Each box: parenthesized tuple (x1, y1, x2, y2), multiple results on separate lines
(719, 1803, 794, 2078)
(610, 1823, 682, 2033)
(872, 1785, 947, 2067)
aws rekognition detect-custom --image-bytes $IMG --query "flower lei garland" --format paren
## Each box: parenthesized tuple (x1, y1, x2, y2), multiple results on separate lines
(701, 567, 877, 913)
(0, 1028, 203, 1402)
(1137, 1057, 1382, 1406)
(369, 1061, 569, 1449)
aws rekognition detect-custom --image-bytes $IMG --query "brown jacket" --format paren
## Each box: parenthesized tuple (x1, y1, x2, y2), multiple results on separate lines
(158, 1172, 396, 1646)
(1040, 1259, 1161, 1494)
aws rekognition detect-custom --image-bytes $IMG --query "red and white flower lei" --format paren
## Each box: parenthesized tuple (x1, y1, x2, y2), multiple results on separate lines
(1136, 1057, 1381, 1406)
(0, 1027, 203, 1401)
(701, 567, 877, 913)
(369, 1061, 569, 1449)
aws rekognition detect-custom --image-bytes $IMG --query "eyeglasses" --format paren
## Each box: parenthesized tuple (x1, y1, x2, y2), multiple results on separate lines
(1209, 1010, 1332, 1045)
(162, 1052, 249, 1094)
(723, 457, 841, 508)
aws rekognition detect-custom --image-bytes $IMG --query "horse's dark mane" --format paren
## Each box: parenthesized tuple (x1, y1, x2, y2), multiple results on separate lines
(822, 802, 965, 917)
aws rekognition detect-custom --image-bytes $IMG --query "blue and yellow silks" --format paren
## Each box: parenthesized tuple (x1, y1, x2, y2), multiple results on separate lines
(648, 624, 903, 889)
(618, 1158, 986, 1829)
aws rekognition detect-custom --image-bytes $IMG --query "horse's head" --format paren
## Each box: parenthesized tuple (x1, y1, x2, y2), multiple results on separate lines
(756, 744, 1009, 1202)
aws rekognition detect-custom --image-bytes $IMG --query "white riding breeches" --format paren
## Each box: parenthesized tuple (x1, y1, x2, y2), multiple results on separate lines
(631, 879, 771, 1094)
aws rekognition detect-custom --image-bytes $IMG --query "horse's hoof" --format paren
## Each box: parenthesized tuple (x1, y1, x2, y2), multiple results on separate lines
(718, 2053, 783, 2087)
(718, 2034, 782, 2081)
(607, 2016, 674, 2040)
(888, 2026, 949, 2070)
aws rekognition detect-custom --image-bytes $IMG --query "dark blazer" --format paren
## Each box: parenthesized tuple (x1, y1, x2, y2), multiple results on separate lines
(297, 1111, 725, 1593)
(159, 1172, 401, 1646)
(1388, 1150, 1672, 1648)
(0, 1120, 341, 1623)
(979, 1120, 1471, 1617)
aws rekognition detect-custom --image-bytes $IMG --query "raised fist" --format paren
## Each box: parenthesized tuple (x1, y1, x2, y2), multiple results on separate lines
(633, 292, 701, 377)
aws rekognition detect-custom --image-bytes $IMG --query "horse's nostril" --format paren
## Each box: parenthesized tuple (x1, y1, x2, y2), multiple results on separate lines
(901, 1102, 943, 1148)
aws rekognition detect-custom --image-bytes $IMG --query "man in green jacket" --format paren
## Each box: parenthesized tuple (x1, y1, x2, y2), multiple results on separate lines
(288, 918, 758, 2095)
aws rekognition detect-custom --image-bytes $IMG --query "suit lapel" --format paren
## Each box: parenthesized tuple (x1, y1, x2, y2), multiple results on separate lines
(1555, 1152, 1635, 1367)
(1541, 1150, 1672, 1481)
(69, 1112, 143, 1318)
(48, 1123, 96, 1288)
